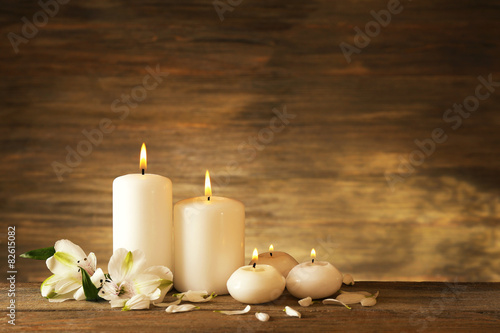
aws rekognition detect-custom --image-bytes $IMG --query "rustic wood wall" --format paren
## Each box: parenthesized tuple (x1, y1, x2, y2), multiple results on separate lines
(1, 0, 499, 282)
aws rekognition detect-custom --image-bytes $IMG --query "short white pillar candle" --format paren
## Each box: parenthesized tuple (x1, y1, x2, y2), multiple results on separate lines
(248, 244, 298, 277)
(286, 248, 342, 299)
(227, 249, 286, 304)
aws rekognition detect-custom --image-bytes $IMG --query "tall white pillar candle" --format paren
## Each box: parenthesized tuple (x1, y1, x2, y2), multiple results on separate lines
(113, 143, 173, 269)
(174, 170, 245, 295)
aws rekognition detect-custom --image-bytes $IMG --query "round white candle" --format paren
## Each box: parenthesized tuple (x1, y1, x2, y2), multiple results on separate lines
(174, 170, 245, 295)
(113, 143, 173, 269)
(286, 248, 342, 299)
(227, 249, 286, 304)
(248, 245, 298, 277)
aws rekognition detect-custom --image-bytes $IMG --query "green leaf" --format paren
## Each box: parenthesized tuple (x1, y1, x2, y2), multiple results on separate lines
(81, 268, 100, 301)
(20, 247, 55, 260)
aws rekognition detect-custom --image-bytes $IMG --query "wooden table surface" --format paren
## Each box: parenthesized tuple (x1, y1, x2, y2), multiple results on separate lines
(3, 282, 500, 332)
(2, 0, 500, 284)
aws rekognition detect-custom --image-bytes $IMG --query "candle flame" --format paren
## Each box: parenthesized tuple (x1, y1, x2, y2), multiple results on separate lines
(252, 248, 259, 262)
(269, 244, 274, 252)
(205, 170, 212, 197)
(311, 248, 316, 260)
(140, 143, 147, 172)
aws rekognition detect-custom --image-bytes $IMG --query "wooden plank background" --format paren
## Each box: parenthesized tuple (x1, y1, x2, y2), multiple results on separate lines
(1, 0, 499, 282)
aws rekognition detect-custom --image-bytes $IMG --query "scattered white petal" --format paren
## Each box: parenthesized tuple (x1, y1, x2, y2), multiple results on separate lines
(215, 305, 251, 315)
(298, 297, 313, 307)
(165, 304, 199, 313)
(153, 299, 182, 307)
(173, 290, 217, 302)
(322, 298, 351, 309)
(336, 293, 368, 305)
(255, 312, 270, 322)
(342, 274, 355, 285)
(361, 297, 377, 307)
(284, 306, 301, 318)
(122, 294, 150, 311)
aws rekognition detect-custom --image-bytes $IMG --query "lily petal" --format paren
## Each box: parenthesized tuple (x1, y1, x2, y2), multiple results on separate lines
(79, 252, 97, 276)
(144, 265, 173, 302)
(255, 312, 270, 322)
(123, 294, 150, 311)
(108, 248, 146, 283)
(173, 290, 217, 303)
(41, 274, 62, 298)
(55, 276, 81, 295)
(284, 306, 301, 318)
(54, 239, 87, 259)
(46, 253, 79, 277)
(131, 273, 162, 297)
(361, 297, 377, 307)
(298, 297, 313, 307)
(110, 298, 127, 308)
(322, 298, 352, 309)
(336, 293, 368, 305)
(165, 304, 199, 313)
(148, 288, 162, 302)
(215, 305, 251, 315)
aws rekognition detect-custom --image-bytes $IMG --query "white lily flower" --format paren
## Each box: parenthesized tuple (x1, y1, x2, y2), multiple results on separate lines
(42, 240, 98, 301)
(122, 294, 151, 311)
(215, 305, 251, 315)
(173, 290, 217, 302)
(99, 248, 166, 308)
(298, 296, 313, 307)
(342, 274, 355, 285)
(165, 304, 199, 313)
(255, 312, 270, 322)
(284, 306, 301, 318)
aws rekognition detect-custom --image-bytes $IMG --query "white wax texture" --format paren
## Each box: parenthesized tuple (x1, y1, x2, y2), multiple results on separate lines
(249, 251, 299, 277)
(227, 264, 286, 304)
(286, 261, 342, 299)
(113, 174, 173, 269)
(174, 196, 245, 295)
